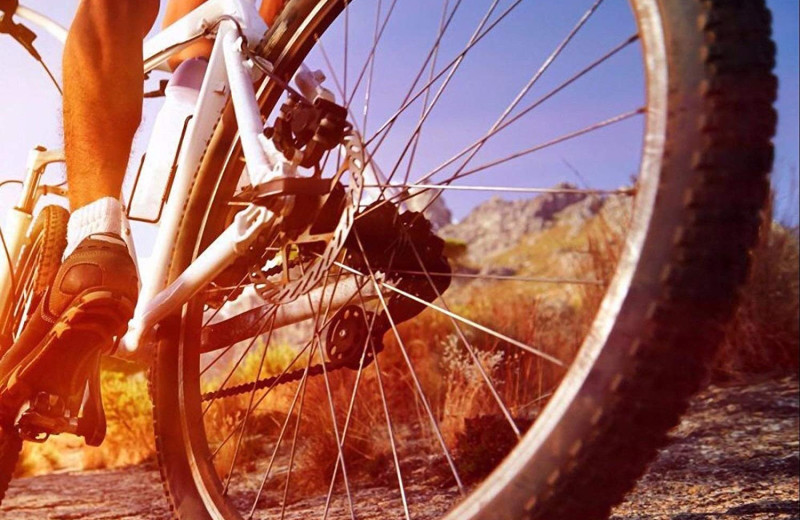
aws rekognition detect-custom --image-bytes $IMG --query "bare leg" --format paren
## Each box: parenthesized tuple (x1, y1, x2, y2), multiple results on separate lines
(63, 0, 285, 210)
(63, 0, 159, 210)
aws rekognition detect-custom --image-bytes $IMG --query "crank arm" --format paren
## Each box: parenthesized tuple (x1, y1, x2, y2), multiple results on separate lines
(117, 204, 275, 361)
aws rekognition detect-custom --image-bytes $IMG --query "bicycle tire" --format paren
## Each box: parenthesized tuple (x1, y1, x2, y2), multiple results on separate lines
(0, 204, 68, 504)
(0, 428, 21, 504)
(151, 1, 776, 519)
(1, 204, 68, 350)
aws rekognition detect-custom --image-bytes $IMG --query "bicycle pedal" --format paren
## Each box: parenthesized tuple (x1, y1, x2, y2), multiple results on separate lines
(13, 355, 107, 447)
(17, 392, 73, 442)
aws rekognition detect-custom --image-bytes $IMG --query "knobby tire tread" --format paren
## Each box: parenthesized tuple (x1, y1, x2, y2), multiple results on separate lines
(31, 205, 69, 295)
(0, 205, 68, 505)
(529, 1, 776, 518)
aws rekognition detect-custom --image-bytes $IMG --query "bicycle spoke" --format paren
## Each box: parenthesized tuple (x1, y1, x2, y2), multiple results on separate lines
(353, 230, 466, 494)
(410, 33, 640, 188)
(249, 262, 338, 517)
(440, 108, 644, 186)
(300, 265, 357, 520)
(200, 303, 277, 377)
(380, 0, 610, 219)
(354, 53, 642, 226)
(360, 0, 383, 134)
(387, 282, 563, 366)
(319, 246, 403, 518)
(248, 342, 318, 519)
(366, 307, 412, 519)
(206, 274, 374, 464)
(376, 0, 503, 190)
(363, 184, 635, 196)
(202, 236, 280, 327)
(331, 257, 564, 367)
(355, 282, 411, 519)
(207, 338, 314, 462)
(316, 40, 366, 136)
(278, 348, 313, 520)
(222, 312, 278, 495)
(365, 0, 524, 148)
(202, 306, 279, 417)
(363, 107, 643, 221)
(342, 0, 350, 101)
(399, 0, 451, 187)
(388, 270, 605, 286)
(351, 0, 457, 134)
(319, 310, 374, 520)
(408, 239, 521, 437)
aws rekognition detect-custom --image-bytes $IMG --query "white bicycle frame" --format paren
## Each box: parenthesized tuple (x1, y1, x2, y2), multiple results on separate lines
(0, 0, 366, 362)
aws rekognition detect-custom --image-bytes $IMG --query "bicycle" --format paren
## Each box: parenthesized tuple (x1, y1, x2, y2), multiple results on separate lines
(0, 0, 777, 518)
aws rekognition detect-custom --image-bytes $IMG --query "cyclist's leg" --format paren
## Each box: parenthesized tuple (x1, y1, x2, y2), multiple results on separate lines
(164, 0, 287, 69)
(62, 0, 159, 211)
(0, 0, 157, 391)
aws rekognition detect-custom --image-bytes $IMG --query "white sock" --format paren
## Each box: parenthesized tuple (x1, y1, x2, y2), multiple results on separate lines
(64, 197, 126, 258)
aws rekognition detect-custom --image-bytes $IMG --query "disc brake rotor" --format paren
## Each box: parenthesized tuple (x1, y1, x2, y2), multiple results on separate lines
(249, 131, 365, 305)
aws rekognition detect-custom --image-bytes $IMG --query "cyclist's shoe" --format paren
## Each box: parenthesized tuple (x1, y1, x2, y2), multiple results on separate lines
(0, 233, 138, 404)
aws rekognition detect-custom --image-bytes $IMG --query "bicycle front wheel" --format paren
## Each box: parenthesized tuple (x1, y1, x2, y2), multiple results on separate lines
(151, 0, 776, 518)
(0, 204, 68, 503)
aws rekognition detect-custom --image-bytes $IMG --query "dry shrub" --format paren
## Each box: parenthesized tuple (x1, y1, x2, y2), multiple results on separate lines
(14, 437, 78, 477)
(442, 207, 624, 479)
(14, 369, 155, 476)
(285, 370, 393, 500)
(82, 370, 154, 470)
(714, 220, 800, 380)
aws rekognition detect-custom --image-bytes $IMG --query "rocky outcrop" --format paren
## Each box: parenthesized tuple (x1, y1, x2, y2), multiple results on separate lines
(405, 187, 453, 230)
(438, 182, 604, 263)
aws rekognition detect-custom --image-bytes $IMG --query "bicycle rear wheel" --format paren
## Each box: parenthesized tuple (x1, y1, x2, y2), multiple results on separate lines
(152, 1, 776, 518)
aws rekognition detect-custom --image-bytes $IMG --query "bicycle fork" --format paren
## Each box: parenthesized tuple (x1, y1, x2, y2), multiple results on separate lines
(0, 147, 65, 342)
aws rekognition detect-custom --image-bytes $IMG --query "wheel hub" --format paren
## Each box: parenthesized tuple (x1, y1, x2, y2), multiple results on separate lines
(325, 305, 377, 369)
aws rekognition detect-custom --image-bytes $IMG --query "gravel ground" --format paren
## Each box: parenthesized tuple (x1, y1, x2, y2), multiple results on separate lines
(1, 377, 797, 520)
(611, 377, 799, 520)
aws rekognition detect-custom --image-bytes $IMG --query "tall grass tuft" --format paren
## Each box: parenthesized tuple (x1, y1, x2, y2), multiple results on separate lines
(713, 219, 800, 380)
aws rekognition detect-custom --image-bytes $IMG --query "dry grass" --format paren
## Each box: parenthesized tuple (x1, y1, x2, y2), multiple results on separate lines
(231, 210, 628, 500)
(713, 219, 800, 381)
(15, 369, 154, 477)
(83, 371, 155, 470)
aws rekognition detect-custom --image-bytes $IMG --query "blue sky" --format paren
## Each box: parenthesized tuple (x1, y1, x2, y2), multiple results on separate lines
(0, 0, 797, 258)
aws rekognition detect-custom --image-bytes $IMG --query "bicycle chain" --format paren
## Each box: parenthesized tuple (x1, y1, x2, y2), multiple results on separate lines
(200, 342, 381, 401)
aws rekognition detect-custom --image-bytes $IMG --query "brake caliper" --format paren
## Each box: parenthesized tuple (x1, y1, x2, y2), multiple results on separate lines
(266, 94, 350, 169)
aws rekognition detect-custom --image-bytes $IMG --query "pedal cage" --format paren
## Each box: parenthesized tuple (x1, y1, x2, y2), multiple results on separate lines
(16, 355, 107, 446)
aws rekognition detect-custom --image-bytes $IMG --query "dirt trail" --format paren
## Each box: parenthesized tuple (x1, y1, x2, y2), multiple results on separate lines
(2, 378, 797, 520)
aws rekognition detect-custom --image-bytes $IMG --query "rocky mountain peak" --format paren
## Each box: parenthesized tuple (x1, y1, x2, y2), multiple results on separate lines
(438, 182, 604, 262)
